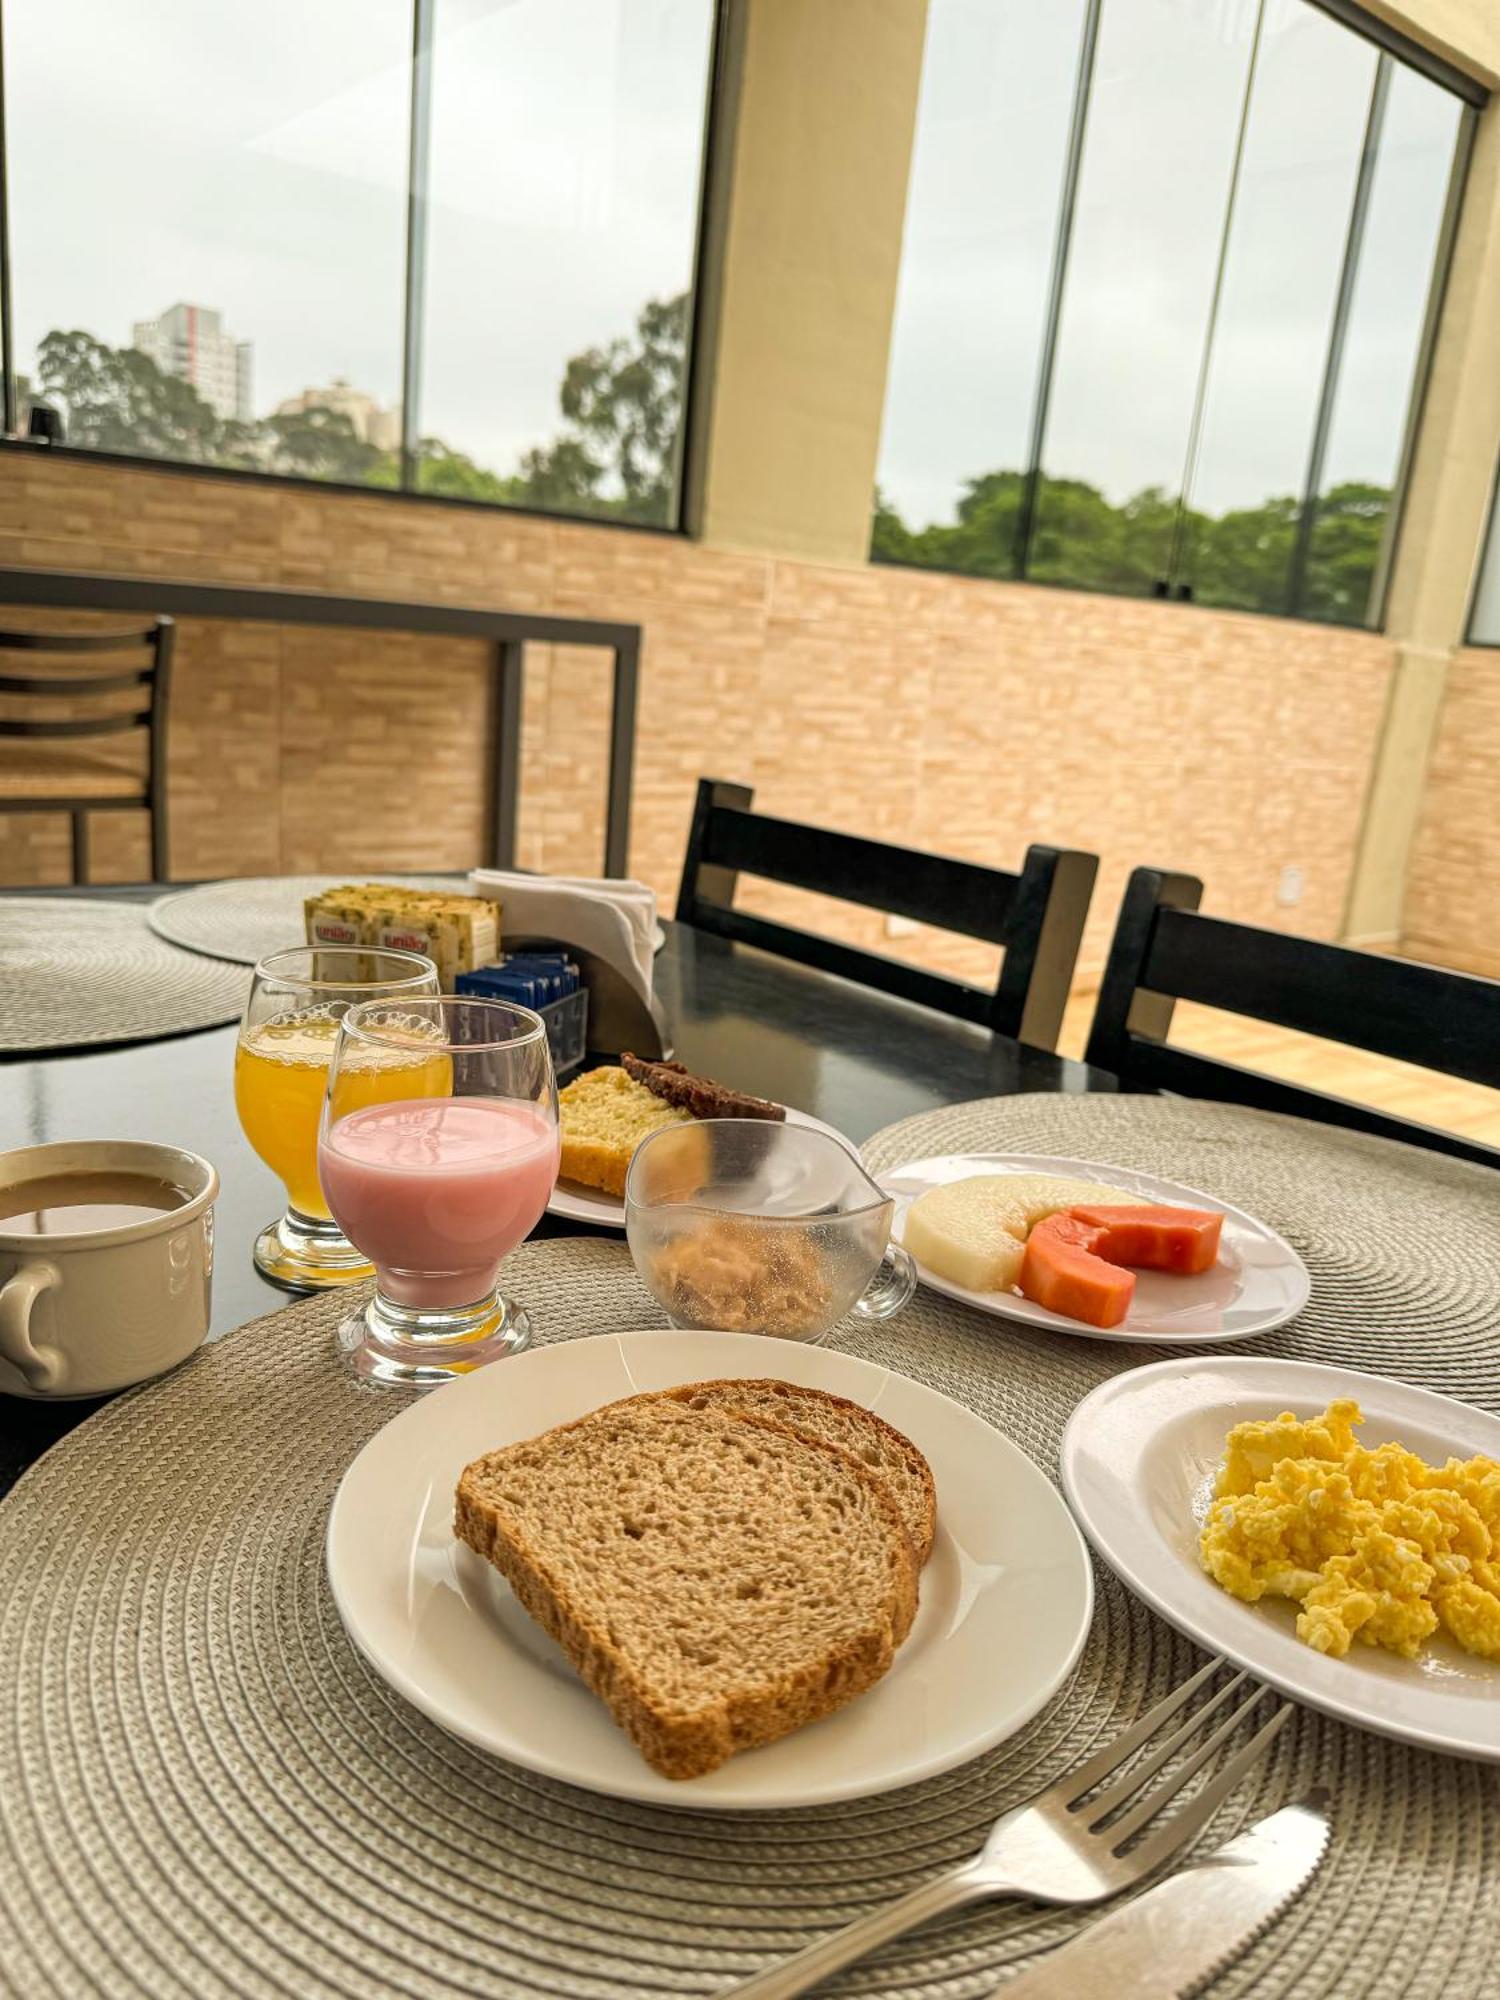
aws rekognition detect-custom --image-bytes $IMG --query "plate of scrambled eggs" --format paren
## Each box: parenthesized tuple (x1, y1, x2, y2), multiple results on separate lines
(1060, 1357, 1500, 1762)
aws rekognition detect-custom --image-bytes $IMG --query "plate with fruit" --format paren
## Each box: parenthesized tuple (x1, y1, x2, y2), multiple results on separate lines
(881, 1153, 1309, 1344)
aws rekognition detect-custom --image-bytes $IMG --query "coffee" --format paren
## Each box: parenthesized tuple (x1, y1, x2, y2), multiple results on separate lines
(0, 1170, 190, 1237)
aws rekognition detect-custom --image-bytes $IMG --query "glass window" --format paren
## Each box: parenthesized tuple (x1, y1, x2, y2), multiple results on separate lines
(415, 0, 715, 526)
(873, 0, 1468, 630)
(1306, 64, 1464, 626)
(1030, 0, 1258, 596)
(7, 0, 412, 483)
(872, 0, 1088, 579)
(1178, 3, 1377, 614)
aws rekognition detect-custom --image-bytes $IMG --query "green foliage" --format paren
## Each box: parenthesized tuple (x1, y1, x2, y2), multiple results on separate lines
(873, 467, 1389, 625)
(32, 295, 692, 529)
(511, 292, 689, 525)
(37, 329, 224, 463)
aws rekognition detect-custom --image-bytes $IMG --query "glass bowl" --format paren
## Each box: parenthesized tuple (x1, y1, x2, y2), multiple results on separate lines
(624, 1119, 916, 1342)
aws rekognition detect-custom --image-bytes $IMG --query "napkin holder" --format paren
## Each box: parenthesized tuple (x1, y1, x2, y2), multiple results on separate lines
(503, 934, 669, 1062)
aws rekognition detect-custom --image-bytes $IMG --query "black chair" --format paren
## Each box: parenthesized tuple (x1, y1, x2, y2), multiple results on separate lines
(0, 619, 175, 883)
(1085, 867, 1500, 1169)
(675, 777, 1097, 1050)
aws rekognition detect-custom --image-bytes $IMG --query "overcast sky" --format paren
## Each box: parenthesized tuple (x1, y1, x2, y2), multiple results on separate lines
(6, 0, 1461, 515)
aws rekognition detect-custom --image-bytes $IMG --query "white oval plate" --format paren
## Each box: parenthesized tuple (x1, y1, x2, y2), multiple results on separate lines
(882, 1152, 1309, 1345)
(547, 1104, 857, 1228)
(1061, 1356, 1500, 1763)
(326, 1328, 1094, 1810)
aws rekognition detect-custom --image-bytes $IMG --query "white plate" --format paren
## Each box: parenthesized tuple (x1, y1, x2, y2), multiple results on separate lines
(882, 1152, 1310, 1345)
(1061, 1356, 1500, 1764)
(326, 1328, 1094, 1810)
(547, 1104, 856, 1228)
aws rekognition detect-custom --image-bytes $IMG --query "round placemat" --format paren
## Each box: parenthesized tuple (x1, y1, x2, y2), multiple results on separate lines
(0, 1099, 1497, 2000)
(149, 875, 471, 965)
(0, 897, 250, 1053)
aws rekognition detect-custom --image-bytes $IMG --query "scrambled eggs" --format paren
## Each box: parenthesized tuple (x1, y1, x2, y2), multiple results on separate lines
(1199, 1399, 1500, 1662)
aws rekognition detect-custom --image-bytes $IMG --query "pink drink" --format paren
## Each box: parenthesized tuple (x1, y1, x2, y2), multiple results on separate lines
(319, 1097, 559, 1309)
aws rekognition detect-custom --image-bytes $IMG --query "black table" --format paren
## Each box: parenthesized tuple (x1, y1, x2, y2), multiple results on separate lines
(1, 918, 1116, 1492)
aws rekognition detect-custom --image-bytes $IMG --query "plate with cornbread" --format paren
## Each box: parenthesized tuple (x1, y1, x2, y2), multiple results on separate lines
(883, 1152, 1309, 1344)
(549, 1053, 855, 1227)
(326, 1329, 1093, 1808)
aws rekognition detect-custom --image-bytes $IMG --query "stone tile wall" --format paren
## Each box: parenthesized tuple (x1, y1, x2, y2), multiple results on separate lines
(0, 453, 1398, 986)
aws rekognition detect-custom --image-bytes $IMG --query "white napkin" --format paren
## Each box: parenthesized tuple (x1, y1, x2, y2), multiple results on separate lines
(469, 870, 658, 1005)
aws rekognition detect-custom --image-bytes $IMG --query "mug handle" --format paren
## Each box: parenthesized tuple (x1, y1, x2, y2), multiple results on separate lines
(853, 1241, 917, 1323)
(0, 1263, 64, 1392)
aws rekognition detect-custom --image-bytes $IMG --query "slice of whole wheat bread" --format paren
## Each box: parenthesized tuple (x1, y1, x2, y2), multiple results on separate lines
(454, 1397, 919, 1779)
(653, 1380, 936, 1566)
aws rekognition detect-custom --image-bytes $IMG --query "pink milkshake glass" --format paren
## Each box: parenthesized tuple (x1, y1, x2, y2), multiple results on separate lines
(319, 996, 559, 1388)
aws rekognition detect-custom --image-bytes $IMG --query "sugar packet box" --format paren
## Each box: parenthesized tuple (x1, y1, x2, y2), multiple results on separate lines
(304, 884, 501, 988)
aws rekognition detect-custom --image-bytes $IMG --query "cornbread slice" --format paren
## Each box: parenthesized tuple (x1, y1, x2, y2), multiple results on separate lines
(901, 1173, 1130, 1292)
(658, 1380, 936, 1565)
(557, 1064, 692, 1195)
(454, 1397, 919, 1779)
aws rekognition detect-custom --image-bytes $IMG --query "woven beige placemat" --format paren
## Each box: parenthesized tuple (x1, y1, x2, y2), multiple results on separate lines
(0, 897, 250, 1051)
(1, 1096, 1497, 1998)
(148, 875, 470, 966)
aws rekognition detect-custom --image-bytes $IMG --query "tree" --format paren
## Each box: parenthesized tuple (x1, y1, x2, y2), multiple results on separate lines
(514, 292, 689, 525)
(871, 468, 1391, 626)
(263, 405, 384, 484)
(37, 328, 224, 462)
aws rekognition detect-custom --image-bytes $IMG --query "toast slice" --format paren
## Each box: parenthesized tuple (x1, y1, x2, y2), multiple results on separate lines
(657, 1380, 936, 1566)
(454, 1397, 918, 1779)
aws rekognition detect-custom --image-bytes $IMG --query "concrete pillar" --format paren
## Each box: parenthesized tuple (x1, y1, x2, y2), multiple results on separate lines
(686, 0, 929, 564)
(1344, 92, 1500, 945)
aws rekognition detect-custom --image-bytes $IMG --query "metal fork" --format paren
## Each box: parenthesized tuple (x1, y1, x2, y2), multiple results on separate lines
(721, 1657, 1293, 1999)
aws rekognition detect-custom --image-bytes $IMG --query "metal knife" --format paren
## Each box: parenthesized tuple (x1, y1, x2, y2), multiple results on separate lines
(991, 1796, 1330, 1999)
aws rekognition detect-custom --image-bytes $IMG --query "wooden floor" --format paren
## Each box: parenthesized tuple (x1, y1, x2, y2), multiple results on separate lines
(1058, 993, 1500, 1150)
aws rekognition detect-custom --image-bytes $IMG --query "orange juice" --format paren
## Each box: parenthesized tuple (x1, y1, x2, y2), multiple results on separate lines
(234, 1011, 451, 1217)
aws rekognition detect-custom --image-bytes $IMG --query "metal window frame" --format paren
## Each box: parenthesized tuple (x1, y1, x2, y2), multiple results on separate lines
(1011, 0, 1101, 582)
(1282, 51, 1392, 621)
(0, 0, 727, 539)
(874, 0, 1486, 635)
(1462, 451, 1500, 647)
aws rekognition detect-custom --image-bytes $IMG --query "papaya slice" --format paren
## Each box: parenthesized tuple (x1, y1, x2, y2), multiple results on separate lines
(1018, 1214, 1135, 1328)
(1068, 1203, 1223, 1275)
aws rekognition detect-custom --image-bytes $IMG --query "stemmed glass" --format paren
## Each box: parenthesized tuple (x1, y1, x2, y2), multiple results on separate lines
(233, 946, 441, 1291)
(318, 995, 560, 1387)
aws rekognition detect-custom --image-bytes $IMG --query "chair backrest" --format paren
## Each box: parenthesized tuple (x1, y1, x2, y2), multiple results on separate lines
(0, 621, 175, 777)
(1086, 866, 1500, 1169)
(674, 777, 1098, 1049)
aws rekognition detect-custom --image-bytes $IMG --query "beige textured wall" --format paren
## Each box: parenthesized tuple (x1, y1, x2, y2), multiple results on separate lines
(1359, 0, 1500, 87)
(1402, 645, 1500, 978)
(0, 455, 1395, 990)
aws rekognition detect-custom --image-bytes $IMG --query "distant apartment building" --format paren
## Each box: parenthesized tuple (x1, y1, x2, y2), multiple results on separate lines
(274, 378, 401, 453)
(131, 303, 253, 423)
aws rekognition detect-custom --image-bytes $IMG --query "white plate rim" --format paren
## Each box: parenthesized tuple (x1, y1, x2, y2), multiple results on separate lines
(880, 1151, 1311, 1346)
(1059, 1354, 1500, 1763)
(547, 1103, 856, 1228)
(326, 1328, 1096, 1810)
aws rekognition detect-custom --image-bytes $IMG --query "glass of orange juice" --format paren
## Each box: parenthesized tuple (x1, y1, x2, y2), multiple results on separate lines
(234, 946, 442, 1291)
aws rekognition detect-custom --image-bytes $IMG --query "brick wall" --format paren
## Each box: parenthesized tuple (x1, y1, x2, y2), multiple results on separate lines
(0, 453, 1396, 983)
(1402, 646, 1500, 980)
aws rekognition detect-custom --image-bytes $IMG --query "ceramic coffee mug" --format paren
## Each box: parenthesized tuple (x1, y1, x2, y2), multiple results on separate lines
(0, 1139, 218, 1399)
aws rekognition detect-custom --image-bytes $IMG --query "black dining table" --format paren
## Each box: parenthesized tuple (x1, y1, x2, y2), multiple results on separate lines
(0, 903, 1117, 1495)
